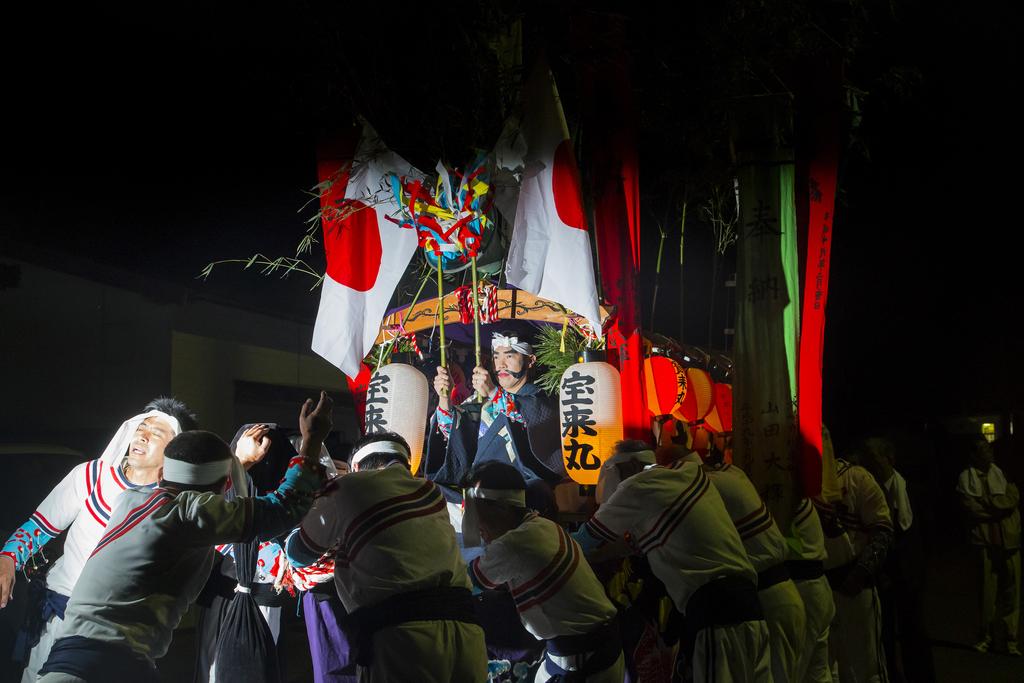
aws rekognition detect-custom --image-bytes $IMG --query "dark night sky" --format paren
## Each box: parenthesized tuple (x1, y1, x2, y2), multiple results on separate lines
(2, 2, 1021, 438)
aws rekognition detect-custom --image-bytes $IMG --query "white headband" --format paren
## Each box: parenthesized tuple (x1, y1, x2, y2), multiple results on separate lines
(467, 486, 526, 508)
(351, 440, 410, 469)
(162, 457, 232, 486)
(491, 334, 533, 355)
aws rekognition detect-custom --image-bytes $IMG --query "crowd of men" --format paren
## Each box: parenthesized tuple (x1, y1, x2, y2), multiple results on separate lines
(0, 330, 1018, 682)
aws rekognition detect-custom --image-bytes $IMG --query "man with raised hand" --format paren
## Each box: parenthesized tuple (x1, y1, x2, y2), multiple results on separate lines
(36, 393, 331, 682)
(1, 397, 197, 682)
(286, 431, 488, 683)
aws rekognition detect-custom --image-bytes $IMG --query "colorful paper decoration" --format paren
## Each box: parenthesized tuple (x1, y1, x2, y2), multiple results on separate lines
(387, 155, 492, 273)
(363, 362, 429, 474)
(559, 360, 623, 486)
(643, 356, 686, 417)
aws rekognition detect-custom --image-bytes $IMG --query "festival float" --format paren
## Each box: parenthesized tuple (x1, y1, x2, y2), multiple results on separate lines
(202, 58, 837, 525)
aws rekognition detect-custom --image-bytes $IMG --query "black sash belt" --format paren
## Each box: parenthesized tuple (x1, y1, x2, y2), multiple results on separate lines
(825, 561, 874, 591)
(681, 576, 763, 661)
(348, 586, 479, 666)
(785, 559, 825, 581)
(39, 636, 158, 682)
(544, 617, 622, 681)
(756, 563, 791, 591)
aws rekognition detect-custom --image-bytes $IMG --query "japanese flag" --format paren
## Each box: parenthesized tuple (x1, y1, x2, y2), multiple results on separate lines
(312, 123, 424, 379)
(503, 65, 601, 330)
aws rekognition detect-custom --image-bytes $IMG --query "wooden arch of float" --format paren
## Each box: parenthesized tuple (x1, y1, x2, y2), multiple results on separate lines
(374, 289, 612, 344)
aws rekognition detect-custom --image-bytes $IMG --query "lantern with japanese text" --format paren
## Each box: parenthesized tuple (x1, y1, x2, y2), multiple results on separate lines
(364, 362, 429, 474)
(559, 353, 623, 486)
(703, 383, 734, 434)
(644, 356, 686, 417)
(674, 367, 715, 423)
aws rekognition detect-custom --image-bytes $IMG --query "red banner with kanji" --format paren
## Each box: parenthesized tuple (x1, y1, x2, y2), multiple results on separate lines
(797, 137, 838, 497)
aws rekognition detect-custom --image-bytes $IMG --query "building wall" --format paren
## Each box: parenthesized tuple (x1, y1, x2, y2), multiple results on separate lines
(0, 258, 352, 453)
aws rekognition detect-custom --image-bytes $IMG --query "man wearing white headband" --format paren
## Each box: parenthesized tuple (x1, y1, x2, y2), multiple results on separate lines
(425, 329, 565, 505)
(37, 393, 332, 682)
(1, 396, 196, 682)
(814, 438, 894, 683)
(673, 445, 809, 683)
(286, 431, 488, 683)
(573, 445, 771, 683)
(465, 461, 623, 682)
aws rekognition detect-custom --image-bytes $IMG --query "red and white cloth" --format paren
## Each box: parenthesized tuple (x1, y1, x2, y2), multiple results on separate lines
(502, 65, 601, 331)
(311, 122, 425, 380)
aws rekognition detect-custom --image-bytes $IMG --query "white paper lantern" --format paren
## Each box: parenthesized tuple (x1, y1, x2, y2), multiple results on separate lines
(364, 362, 429, 474)
(558, 357, 623, 486)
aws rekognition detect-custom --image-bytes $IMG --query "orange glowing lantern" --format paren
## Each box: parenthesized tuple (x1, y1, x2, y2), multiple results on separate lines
(644, 356, 686, 417)
(703, 383, 734, 434)
(364, 362, 429, 474)
(559, 354, 624, 485)
(674, 367, 715, 423)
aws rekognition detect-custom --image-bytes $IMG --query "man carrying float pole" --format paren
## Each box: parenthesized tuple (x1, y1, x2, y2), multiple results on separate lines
(814, 447, 893, 683)
(286, 432, 488, 683)
(573, 444, 771, 683)
(425, 330, 565, 509)
(464, 461, 623, 682)
(675, 444, 808, 683)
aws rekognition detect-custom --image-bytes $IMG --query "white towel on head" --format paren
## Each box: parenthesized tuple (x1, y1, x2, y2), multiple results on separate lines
(596, 449, 656, 503)
(98, 410, 183, 467)
(957, 464, 1008, 497)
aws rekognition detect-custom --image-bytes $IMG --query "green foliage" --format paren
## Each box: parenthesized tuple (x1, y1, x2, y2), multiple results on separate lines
(533, 324, 586, 396)
(198, 254, 324, 290)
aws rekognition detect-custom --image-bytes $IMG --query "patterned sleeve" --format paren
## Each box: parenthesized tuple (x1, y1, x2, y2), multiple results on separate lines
(286, 478, 345, 569)
(435, 407, 455, 441)
(2, 460, 91, 570)
(175, 457, 324, 546)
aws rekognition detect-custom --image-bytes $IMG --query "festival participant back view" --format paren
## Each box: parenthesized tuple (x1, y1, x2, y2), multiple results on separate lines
(286, 431, 488, 683)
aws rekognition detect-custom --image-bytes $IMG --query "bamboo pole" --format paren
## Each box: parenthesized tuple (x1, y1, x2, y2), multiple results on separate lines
(471, 255, 483, 402)
(437, 255, 447, 368)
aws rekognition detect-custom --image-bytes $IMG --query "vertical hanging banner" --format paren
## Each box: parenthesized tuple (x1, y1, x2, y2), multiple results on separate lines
(573, 12, 648, 442)
(797, 144, 838, 496)
(733, 126, 801, 528)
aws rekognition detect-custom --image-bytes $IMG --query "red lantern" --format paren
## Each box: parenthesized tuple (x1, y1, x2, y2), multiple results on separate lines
(674, 368, 714, 423)
(643, 356, 685, 417)
(703, 383, 734, 433)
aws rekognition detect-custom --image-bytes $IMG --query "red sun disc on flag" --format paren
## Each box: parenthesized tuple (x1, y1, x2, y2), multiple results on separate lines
(551, 140, 586, 230)
(323, 199, 382, 292)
